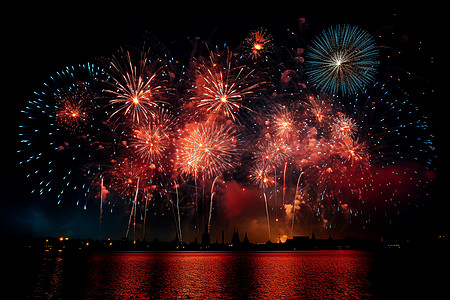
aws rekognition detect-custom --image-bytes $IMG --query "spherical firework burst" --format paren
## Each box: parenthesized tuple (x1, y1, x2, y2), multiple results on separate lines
(102, 48, 165, 125)
(336, 82, 436, 168)
(304, 95, 334, 125)
(19, 63, 105, 202)
(330, 113, 358, 140)
(242, 27, 274, 61)
(131, 124, 170, 164)
(253, 139, 291, 169)
(110, 157, 146, 199)
(177, 121, 238, 179)
(130, 108, 176, 163)
(249, 164, 274, 189)
(55, 87, 92, 131)
(334, 138, 369, 165)
(270, 104, 300, 142)
(304, 24, 379, 96)
(190, 50, 262, 122)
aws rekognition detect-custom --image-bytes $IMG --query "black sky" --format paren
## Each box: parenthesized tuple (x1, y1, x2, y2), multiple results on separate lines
(2, 3, 447, 240)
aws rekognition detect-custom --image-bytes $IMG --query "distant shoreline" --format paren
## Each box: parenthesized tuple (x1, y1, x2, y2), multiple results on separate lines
(8, 233, 448, 254)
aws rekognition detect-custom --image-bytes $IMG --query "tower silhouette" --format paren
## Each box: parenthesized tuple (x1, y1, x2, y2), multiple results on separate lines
(231, 228, 241, 245)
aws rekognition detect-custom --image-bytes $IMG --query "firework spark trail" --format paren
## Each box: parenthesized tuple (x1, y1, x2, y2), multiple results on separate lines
(263, 189, 271, 240)
(126, 177, 140, 241)
(174, 181, 182, 242)
(273, 165, 278, 221)
(250, 165, 275, 240)
(207, 176, 223, 234)
(291, 172, 304, 237)
(99, 176, 104, 237)
(142, 190, 149, 240)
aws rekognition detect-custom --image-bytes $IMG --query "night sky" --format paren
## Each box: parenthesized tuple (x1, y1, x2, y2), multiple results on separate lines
(2, 3, 447, 242)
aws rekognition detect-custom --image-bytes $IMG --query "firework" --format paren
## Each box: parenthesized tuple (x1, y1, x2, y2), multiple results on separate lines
(55, 86, 92, 131)
(253, 139, 291, 169)
(18, 18, 437, 241)
(177, 121, 238, 179)
(304, 24, 379, 96)
(130, 108, 175, 163)
(335, 138, 369, 165)
(110, 157, 146, 199)
(251, 137, 293, 240)
(287, 81, 435, 230)
(330, 113, 358, 140)
(242, 28, 274, 61)
(190, 50, 261, 122)
(176, 120, 239, 235)
(337, 82, 436, 167)
(249, 164, 275, 189)
(131, 125, 169, 163)
(102, 48, 165, 125)
(304, 95, 333, 125)
(19, 63, 105, 203)
(270, 104, 299, 142)
(249, 164, 274, 240)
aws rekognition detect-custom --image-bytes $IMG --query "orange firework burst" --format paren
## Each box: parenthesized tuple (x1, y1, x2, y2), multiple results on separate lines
(242, 28, 274, 61)
(191, 50, 261, 122)
(130, 109, 175, 163)
(331, 113, 358, 140)
(103, 48, 164, 124)
(253, 139, 291, 169)
(305, 95, 333, 124)
(335, 138, 369, 165)
(55, 86, 91, 131)
(271, 105, 298, 141)
(110, 157, 147, 198)
(177, 121, 238, 178)
(249, 164, 274, 188)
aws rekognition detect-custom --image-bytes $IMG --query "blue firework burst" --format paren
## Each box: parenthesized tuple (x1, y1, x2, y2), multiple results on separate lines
(305, 24, 379, 96)
(18, 63, 112, 204)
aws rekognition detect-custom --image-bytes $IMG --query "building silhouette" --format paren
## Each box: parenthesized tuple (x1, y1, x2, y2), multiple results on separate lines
(231, 228, 241, 246)
(243, 232, 249, 245)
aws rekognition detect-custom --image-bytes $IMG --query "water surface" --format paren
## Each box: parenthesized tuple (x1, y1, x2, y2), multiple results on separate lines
(20, 249, 445, 299)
